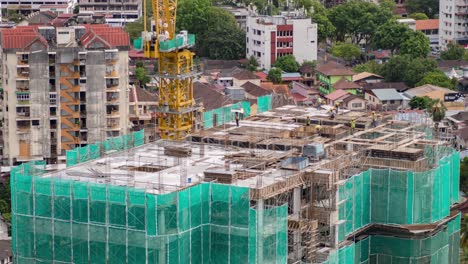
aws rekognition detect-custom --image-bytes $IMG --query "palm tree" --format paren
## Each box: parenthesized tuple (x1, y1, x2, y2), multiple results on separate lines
(427, 99, 447, 138)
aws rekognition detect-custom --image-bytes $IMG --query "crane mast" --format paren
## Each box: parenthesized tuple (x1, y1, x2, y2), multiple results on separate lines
(143, 0, 198, 140)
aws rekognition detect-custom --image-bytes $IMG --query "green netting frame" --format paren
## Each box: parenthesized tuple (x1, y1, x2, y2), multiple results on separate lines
(66, 130, 145, 167)
(257, 95, 272, 113)
(203, 101, 252, 129)
(325, 214, 461, 264)
(11, 166, 287, 264)
(337, 150, 460, 242)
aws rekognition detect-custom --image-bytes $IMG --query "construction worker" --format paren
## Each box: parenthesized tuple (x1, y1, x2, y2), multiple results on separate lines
(335, 101, 340, 113)
(306, 116, 311, 126)
(315, 124, 322, 135)
(235, 112, 240, 127)
(330, 109, 335, 120)
(350, 118, 356, 134)
(371, 111, 377, 127)
(317, 97, 322, 109)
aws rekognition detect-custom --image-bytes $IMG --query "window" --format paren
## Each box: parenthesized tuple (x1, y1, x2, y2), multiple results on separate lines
(32, 120, 40, 126)
(352, 103, 362, 108)
(16, 93, 30, 101)
(50, 94, 57, 105)
(390, 100, 395, 104)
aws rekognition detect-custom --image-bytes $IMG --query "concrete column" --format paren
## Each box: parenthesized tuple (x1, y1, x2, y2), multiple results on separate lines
(257, 198, 264, 264)
(158, 210, 166, 264)
(292, 187, 302, 259)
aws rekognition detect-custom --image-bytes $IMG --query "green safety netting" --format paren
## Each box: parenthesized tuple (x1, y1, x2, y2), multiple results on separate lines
(257, 95, 272, 113)
(324, 214, 460, 264)
(66, 130, 145, 167)
(203, 101, 252, 129)
(11, 164, 287, 264)
(337, 149, 460, 242)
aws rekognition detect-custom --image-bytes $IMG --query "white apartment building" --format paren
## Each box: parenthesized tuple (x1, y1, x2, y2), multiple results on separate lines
(246, 11, 318, 70)
(0, 24, 130, 165)
(439, 0, 468, 49)
(0, 0, 73, 15)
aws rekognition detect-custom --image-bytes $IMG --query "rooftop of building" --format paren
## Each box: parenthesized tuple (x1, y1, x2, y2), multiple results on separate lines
(415, 19, 439, 30)
(316, 61, 354, 76)
(333, 77, 361, 89)
(352, 72, 384, 82)
(363, 82, 409, 92)
(0, 24, 130, 50)
(367, 88, 403, 101)
(129, 86, 158, 103)
(193, 82, 233, 111)
(44, 105, 447, 199)
(404, 84, 455, 98)
(241, 81, 272, 97)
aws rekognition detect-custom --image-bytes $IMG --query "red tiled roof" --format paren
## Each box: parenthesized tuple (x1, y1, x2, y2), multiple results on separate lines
(129, 49, 145, 58)
(325, 89, 350, 101)
(0, 26, 48, 49)
(254, 71, 267, 81)
(80, 24, 129, 48)
(370, 50, 391, 59)
(333, 77, 361, 90)
(316, 61, 354, 76)
(291, 92, 308, 102)
(415, 19, 439, 31)
(130, 86, 158, 103)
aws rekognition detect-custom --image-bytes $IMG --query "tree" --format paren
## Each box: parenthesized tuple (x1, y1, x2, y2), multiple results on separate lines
(247, 56, 259, 72)
(328, 1, 393, 45)
(135, 67, 151, 87)
(353, 61, 383, 74)
(416, 71, 457, 89)
(400, 31, 430, 58)
(408, 96, 434, 110)
(274, 55, 300, 72)
(408, 12, 429, 20)
(428, 99, 446, 133)
(372, 21, 412, 55)
(380, 56, 438, 87)
(267, 68, 282, 84)
(301, 60, 317, 71)
(441, 42, 465, 60)
(330, 43, 361, 63)
(405, 0, 438, 18)
(7, 10, 23, 23)
(73, 5, 80, 14)
(460, 158, 468, 193)
(309, 0, 335, 41)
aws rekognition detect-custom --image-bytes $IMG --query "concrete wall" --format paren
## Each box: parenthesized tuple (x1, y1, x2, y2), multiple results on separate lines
(292, 19, 317, 64)
(86, 51, 107, 143)
(117, 51, 129, 136)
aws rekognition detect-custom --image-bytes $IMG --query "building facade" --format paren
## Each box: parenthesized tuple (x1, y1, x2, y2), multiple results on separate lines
(439, 0, 468, 49)
(0, 25, 130, 165)
(78, 0, 141, 26)
(0, 0, 73, 15)
(246, 11, 317, 70)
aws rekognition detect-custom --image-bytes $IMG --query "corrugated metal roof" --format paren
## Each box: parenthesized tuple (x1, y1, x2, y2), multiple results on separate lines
(371, 89, 402, 101)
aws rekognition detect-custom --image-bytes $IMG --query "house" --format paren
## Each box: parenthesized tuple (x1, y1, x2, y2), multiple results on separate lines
(290, 82, 318, 106)
(362, 82, 409, 93)
(129, 86, 158, 142)
(315, 61, 355, 94)
(0, 240, 12, 264)
(217, 67, 260, 87)
(368, 50, 391, 64)
(325, 89, 350, 106)
(241, 81, 272, 100)
(365, 88, 404, 110)
(299, 63, 315, 86)
(352, 72, 384, 85)
(459, 66, 468, 93)
(404, 84, 456, 101)
(415, 19, 439, 48)
(333, 77, 361, 95)
(281, 72, 304, 84)
(342, 94, 366, 110)
(397, 18, 416, 30)
(438, 60, 468, 78)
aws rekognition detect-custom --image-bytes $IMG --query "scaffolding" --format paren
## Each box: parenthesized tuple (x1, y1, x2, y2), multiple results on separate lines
(11, 161, 288, 264)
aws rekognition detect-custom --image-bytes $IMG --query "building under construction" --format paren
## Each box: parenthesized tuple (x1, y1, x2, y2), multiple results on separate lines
(10, 106, 462, 263)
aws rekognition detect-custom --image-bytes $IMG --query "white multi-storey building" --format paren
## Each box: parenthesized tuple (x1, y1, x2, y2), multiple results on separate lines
(439, 0, 468, 49)
(246, 11, 318, 70)
(0, 0, 73, 15)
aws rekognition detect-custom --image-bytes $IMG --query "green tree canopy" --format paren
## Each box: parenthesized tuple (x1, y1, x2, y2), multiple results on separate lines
(267, 68, 282, 84)
(328, 0, 393, 45)
(135, 67, 151, 88)
(353, 60, 383, 74)
(274, 55, 300, 72)
(441, 42, 465, 60)
(428, 98, 446, 125)
(124, 17, 150, 41)
(247, 56, 259, 72)
(405, 0, 438, 18)
(408, 12, 429, 20)
(400, 31, 430, 58)
(308, 0, 335, 41)
(416, 71, 457, 89)
(460, 157, 468, 194)
(372, 20, 412, 55)
(330, 42, 361, 62)
(380, 55, 438, 87)
(408, 96, 434, 110)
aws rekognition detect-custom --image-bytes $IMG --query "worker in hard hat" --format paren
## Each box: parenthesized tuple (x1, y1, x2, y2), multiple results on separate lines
(371, 111, 377, 127)
(306, 116, 311, 126)
(317, 97, 322, 109)
(350, 118, 356, 134)
(330, 109, 335, 120)
(315, 125, 322, 135)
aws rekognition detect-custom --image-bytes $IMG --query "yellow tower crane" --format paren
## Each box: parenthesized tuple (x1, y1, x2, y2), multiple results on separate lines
(142, 0, 199, 140)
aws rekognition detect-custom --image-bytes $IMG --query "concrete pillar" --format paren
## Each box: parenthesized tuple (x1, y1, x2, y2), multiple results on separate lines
(257, 198, 264, 264)
(292, 187, 303, 259)
(158, 210, 166, 264)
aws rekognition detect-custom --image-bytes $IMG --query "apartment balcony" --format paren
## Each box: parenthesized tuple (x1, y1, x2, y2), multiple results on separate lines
(16, 125, 30, 133)
(17, 99, 30, 105)
(17, 60, 29, 67)
(106, 122, 120, 130)
(107, 111, 120, 117)
(105, 70, 120, 79)
(16, 111, 31, 120)
(16, 73, 30, 80)
(16, 84, 29, 91)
